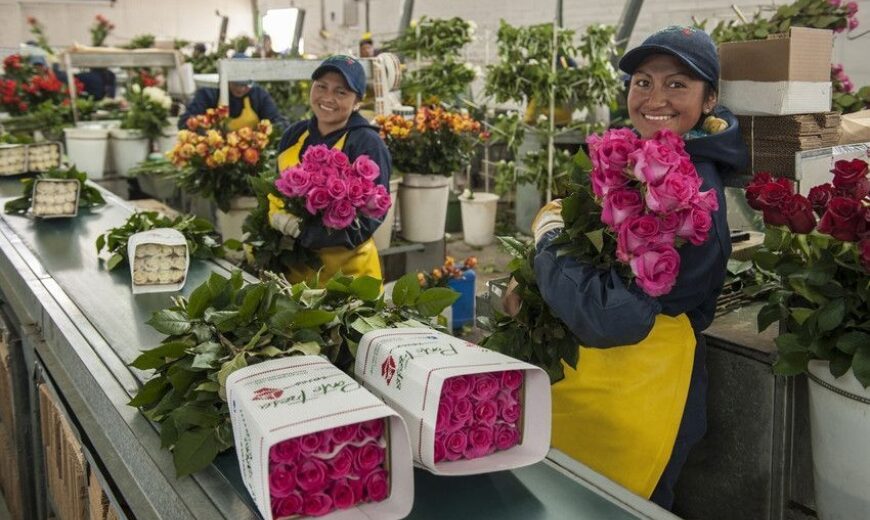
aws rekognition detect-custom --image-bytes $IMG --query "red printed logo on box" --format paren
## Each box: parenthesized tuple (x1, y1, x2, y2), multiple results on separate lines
(381, 356, 397, 385)
(252, 387, 284, 401)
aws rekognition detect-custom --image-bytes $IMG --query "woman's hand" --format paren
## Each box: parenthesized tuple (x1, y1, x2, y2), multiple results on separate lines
(502, 277, 523, 317)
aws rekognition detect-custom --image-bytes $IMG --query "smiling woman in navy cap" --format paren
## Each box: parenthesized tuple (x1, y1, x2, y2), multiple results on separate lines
(267, 55, 391, 284)
(504, 26, 749, 510)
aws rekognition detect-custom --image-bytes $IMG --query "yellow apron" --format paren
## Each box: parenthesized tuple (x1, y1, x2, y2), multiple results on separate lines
(273, 129, 382, 285)
(534, 202, 696, 499)
(227, 96, 260, 131)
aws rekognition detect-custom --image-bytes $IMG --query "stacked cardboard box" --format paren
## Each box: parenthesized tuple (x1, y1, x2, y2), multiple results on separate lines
(0, 334, 14, 435)
(0, 426, 23, 520)
(737, 112, 842, 178)
(88, 471, 121, 520)
(39, 384, 89, 520)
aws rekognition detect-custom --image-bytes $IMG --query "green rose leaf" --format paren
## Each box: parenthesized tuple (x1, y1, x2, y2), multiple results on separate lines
(172, 403, 222, 428)
(147, 310, 192, 335)
(160, 418, 179, 449)
(817, 299, 845, 333)
(416, 287, 460, 317)
(291, 309, 335, 329)
(391, 273, 420, 307)
(128, 376, 170, 408)
(852, 345, 870, 389)
(773, 351, 809, 376)
(106, 253, 125, 271)
(829, 351, 852, 378)
(173, 428, 221, 478)
(288, 341, 321, 356)
(350, 276, 382, 302)
(217, 353, 248, 395)
(757, 303, 782, 333)
(836, 331, 870, 356)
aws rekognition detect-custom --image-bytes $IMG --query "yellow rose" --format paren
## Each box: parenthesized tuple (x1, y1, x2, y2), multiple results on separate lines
(227, 132, 240, 147)
(176, 129, 192, 144)
(212, 148, 227, 165)
(207, 129, 224, 147)
(237, 127, 253, 141)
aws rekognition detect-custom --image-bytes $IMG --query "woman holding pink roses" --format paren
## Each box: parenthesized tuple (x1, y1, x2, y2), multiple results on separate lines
(505, 26, 748, 509)
(268, 55, 391, 283)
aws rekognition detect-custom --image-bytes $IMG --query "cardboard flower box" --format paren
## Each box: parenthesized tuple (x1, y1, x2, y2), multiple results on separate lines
(127, 229, 189, 294)
(227, 356, 414, 520)
(355, 328, 551, 475)
(31, 178, 80, 218)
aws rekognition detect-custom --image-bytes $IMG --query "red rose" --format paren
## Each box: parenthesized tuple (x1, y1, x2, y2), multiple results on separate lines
(745, 171, 774, 210)
(757, 181, 794, 226)
(831, 159, 870, 199)
(817, 197, 866, 242)
(783, 194, 817, 234)
(808, 183, 835, 217)
(859, 238, 870, 272)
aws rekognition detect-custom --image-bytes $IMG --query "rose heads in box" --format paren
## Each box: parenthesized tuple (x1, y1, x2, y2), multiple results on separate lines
(127, 229, 189, 294)
(355, 328, 551, 475)
(31, 179, 80, 218)
(226, 356, 413, 520)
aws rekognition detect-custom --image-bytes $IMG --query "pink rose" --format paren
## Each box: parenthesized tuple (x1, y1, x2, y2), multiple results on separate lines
(270, 438, 301, 465)
(326, 176, 348, 200)
(500, 370, 523, 391)
(616, 215, 665, 262)
(849, 17, 859, 30)
(276, 166, 311, 197)
(657, 212, 681, 240)
(308, 169, 329, 187)
(444, 375, 471, 399)
(500, 400, 521, 424)
(299, 432, 323, 454)
(587, 129, 639, 198)
(361, 185, 392, 220)
(474, 400, 499, 427)
(651, 129, 686, 153)
(630, 245, 681, 297)
(326, 445, 354, 479)
(302, 492, 333, 517)
(329, 148, 351, 172)
(436, 395, 455, 433)
(692, 189, 719, 213)
(295, 458, 329, 493)
(445, 430, 469, 457)
(272, 492, 303, 518)
(364, 469, 390, 502)
(360, 418, 385, 440)
(601, 188, 644, 230)
(302, 144, 331, 167)
(464, 425, 495, 459)
(494, 423, 520, 451)
(330, 481, 357, 510)
(847, 1, 858, 16)
(305, 187, 331, 214)
(323, 199, 356, 230)
(676, 205, 713, 246)
(629, 140, 685, 186)
(346, 177, 368, 207)
(269, 463, 297, 498)
(354, 441, 386, 473)
(452, 397, 474, 429)
(470, 373, 500, 401)
(644, 168, 700, 213)
(353, 155, 381, 181)
(330, 423, 360, 445)
(434, 435, 447, 462)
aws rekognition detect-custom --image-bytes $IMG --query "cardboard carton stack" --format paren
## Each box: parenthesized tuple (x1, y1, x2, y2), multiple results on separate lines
(719, 27, 839, 179)
(39, 383, 89, 520)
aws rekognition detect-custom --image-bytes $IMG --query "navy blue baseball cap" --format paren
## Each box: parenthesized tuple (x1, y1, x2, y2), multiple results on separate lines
(312, 55, 366, 96)
(619, 25, 719, 88)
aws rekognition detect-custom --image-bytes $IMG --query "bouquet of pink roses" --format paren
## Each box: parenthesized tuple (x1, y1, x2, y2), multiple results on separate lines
(558, 128, 718, 297)
(275, 144, 392, 231)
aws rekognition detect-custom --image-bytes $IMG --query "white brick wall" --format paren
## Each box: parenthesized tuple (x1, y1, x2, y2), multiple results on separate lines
(277, 0, 870, 97)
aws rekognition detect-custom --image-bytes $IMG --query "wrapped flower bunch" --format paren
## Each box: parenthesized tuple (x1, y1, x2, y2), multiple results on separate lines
(273, 144, 390, 231)
(434, 370, 524, 462)
(267, 418, 390, 518)
(586, 128, 719, 297)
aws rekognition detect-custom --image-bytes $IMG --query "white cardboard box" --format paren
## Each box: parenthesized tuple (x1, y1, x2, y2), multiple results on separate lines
(30, 179, 80, 218)
(355, 328, 551, 476)
(127, 229, 189, 294)
(226, 356, 414, 520)
(719, 80, 832, 116)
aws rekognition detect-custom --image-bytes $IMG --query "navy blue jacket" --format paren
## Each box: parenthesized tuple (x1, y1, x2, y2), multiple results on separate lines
(177, 85, 289, 131)
(535, 107, 748, 444)
(277, 112, 392, 250)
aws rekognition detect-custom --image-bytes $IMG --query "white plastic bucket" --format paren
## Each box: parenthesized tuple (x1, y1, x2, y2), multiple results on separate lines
(157, 124, 179, 154)
(63, 127, 110, 180)
(109, 128, 150, 177)
(215, 196, 258, 243)
(398, 174, 450, 243)
(373, 177, 401, 251)
(459, 192, 500, 247)
(807, 360, 870, 520)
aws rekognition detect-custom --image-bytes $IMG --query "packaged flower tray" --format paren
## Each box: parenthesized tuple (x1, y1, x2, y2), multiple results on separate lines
(31, 178, 79, 218)
(127, 229, 189, 294)
(355, 328, 550, 475)
(226, 356, 414, 520)
(26, 142, 63, 172)
(0, 144, 27, 176)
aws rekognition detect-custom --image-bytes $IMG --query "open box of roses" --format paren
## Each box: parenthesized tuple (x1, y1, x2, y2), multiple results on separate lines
(226, 356, 413, 519)
(355, 328, 551, 475)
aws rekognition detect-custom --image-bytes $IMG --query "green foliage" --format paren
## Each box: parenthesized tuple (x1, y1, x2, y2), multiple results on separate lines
(832, 86, 870, 115)
(400, 58, 477, 104)
(701, 0, 855, 43)
(126, 156, 182, 179)
(384, 17, 474, 59)
(128, 270, 458, 477)
(120, 85, 171, 141)
(260, 80, 311, 121)
(95, 211, 224, 271)
(4, 165, 105, 215)
(751, 226, 870, 387)
(124, 34, 156, 50)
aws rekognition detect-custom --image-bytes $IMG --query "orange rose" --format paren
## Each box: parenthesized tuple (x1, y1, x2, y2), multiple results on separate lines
(195, 143, 208, 157)
(243, 148, 260, 165)
(226, 147, 241, 163)
(186, 118, 199, 131)
(237, 127, 253, 141)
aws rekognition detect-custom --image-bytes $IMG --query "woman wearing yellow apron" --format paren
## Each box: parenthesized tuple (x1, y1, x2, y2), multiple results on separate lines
(177, 56, 289, 132)
(506, 26, 748, 510)
(267, 55, 390, 284)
